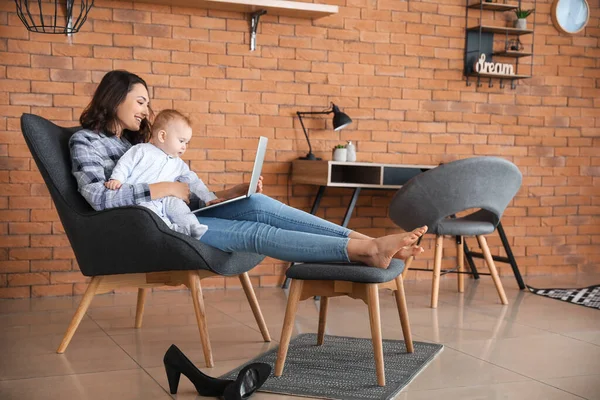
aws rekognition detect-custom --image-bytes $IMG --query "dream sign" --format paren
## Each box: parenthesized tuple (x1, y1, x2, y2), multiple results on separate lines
(474, 54, 514, 76)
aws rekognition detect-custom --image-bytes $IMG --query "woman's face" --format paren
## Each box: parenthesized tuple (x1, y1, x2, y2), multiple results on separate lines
(115, 83, 150, 135)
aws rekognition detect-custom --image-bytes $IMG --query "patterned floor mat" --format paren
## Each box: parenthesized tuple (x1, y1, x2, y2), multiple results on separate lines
(527, 285, 600, 310)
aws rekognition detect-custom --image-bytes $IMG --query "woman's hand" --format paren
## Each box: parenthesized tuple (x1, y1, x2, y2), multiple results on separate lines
(149, 182, 190, 203)
(214, 176, 263, 201)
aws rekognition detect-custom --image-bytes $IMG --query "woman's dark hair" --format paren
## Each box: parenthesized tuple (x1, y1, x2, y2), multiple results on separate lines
(80, 70, 153, 144)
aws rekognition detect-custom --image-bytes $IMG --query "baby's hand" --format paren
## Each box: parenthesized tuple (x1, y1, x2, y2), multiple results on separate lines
(105, 179, 122, 190)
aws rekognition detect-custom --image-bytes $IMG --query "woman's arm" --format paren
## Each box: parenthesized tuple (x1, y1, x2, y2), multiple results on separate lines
(70, 132, 153, 210)
(149, 182, 189, 202)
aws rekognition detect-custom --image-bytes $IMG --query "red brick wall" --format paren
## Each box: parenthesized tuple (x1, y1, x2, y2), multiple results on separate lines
(0, 0, 599, 298)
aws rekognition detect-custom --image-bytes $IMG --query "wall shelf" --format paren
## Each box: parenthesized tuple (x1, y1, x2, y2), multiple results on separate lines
(468, 73, 531, 80)
(467, 2, 519, 11)
(129, 0, 338, 18)
(493, 51, 533, 58)
(467, 25, 533, 35)
(464, 1, 536, 90)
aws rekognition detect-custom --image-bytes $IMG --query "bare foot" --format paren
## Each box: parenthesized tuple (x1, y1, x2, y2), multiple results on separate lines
(363, 233, 424, 269)
(395, 245, 424, 260)
(393, 226, 427, 260)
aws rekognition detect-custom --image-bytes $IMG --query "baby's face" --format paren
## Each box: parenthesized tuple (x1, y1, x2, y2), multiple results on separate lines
(154, 120, 192, 158)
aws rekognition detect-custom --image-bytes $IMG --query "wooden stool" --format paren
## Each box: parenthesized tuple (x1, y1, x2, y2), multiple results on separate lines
(275, 260, 413, 387)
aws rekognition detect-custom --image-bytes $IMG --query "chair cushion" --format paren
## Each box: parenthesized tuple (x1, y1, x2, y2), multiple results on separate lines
(285, 259, 405, 284)
(434, 218, 495, 236)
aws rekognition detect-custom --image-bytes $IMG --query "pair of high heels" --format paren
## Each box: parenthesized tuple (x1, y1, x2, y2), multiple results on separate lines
(163, 344, 271, 399)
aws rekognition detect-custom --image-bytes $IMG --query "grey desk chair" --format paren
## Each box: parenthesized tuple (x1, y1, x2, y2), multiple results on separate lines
(389, 157, 522, 308)
(20, 114, 271, 367)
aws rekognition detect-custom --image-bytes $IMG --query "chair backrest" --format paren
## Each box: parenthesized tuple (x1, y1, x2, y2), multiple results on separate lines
(21, 114, 94, 215)
(389, 157, 522, 233)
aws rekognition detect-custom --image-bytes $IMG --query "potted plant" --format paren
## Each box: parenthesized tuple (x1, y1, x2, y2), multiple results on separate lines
(332, 144, 347, 162)
(513, 7, 534, 29)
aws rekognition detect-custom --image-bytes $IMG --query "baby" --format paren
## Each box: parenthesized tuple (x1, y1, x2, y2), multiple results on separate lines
(105, 109, 215, 239)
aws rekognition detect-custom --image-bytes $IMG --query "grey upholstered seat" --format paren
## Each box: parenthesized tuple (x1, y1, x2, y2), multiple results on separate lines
(388, 157, 522, 308)
(20, 113, 270, 365)
(286, 259, 404, 283)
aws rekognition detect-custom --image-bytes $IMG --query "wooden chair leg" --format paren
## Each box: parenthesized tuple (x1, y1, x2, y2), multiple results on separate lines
(134, 288, 147, 329)
(476, 235, 509, 305)
(239, 272, 271, 342)
(457, 236, 465, 294)
(431, 235, 444, 308)
(275, 279, 304, 377)
(187, 271, 214, 368)
(401, 255, 414, 279)
(366, 284, 385, 386)
(57, 276, 102, 354)
(317, 296, 329, 345)
(394, 275, 414, 353)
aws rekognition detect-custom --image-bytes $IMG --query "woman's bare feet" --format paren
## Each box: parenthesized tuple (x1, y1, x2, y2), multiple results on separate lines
(395, 245, 424, 260)
(393, 226, 427, 260)
(347, 233, 425, 269)
(349, 226, 427, 245)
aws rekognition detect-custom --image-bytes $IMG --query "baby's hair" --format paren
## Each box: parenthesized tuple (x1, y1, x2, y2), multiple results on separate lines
(152, 109, 191, 134)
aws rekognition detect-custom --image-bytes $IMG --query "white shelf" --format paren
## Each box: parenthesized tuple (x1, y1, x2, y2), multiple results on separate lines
(130, 0, 338, 18)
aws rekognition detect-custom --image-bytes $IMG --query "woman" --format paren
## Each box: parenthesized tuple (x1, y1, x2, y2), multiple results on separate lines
(70, 70, 426, 268)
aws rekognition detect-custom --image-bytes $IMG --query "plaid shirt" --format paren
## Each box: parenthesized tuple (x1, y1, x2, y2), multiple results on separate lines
(69, 129, 151, 211)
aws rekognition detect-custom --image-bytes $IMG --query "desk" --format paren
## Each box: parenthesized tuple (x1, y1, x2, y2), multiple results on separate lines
(284, 160, 526, 290)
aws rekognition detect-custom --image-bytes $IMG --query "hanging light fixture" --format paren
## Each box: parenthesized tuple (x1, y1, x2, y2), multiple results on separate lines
(14, 0, 94, 34)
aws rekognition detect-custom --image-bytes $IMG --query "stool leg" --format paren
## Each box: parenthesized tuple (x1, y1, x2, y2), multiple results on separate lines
(476, 235, 509, 305)
(457, 236, 465, 293)
(394, 275, 414, 353)
(366, 284, 385, 387)
(431, 235, 444, 308)
(317, 296, 329, 346)
(275, 279, 304, 376)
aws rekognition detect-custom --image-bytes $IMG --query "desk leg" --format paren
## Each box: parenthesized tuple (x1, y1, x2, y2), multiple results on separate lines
(342, 188, 361, 228)
(282, 186, 327, 289)
(310, 186, 326, 215)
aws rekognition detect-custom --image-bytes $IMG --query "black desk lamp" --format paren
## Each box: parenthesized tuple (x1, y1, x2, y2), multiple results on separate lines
(297, 102, 352, 160)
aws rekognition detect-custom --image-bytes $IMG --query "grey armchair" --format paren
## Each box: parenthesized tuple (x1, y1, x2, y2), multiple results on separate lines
(20, 113, 271, 366)
(389, 157, 522, 308)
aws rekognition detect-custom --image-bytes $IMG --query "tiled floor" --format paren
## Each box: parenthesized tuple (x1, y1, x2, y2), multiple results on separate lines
(1, 274, 599, 400)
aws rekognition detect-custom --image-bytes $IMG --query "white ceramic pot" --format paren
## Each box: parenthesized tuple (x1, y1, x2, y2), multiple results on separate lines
(332, 148, 347, 162)
(514, 18, 527, 30)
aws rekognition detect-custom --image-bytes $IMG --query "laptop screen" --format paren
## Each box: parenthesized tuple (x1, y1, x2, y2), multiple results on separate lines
(246, 136, 268, 196)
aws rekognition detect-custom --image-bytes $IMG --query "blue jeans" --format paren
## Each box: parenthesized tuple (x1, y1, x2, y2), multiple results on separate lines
(196, 194, 352, 263)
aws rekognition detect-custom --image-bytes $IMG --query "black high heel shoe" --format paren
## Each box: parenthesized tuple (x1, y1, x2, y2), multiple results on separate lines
(222, 362, 271, 400)
(163, 344, 232, 396)
(163, 344, 272, 399)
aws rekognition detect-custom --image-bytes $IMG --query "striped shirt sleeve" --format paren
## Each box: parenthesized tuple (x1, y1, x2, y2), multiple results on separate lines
(69, 131, 152, 211)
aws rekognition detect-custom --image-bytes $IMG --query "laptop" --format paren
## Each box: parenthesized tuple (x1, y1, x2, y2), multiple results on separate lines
(193, 136, 268, 213)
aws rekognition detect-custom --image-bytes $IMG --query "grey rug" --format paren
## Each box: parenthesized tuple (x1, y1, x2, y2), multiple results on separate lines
(221, 333, 443, 400)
